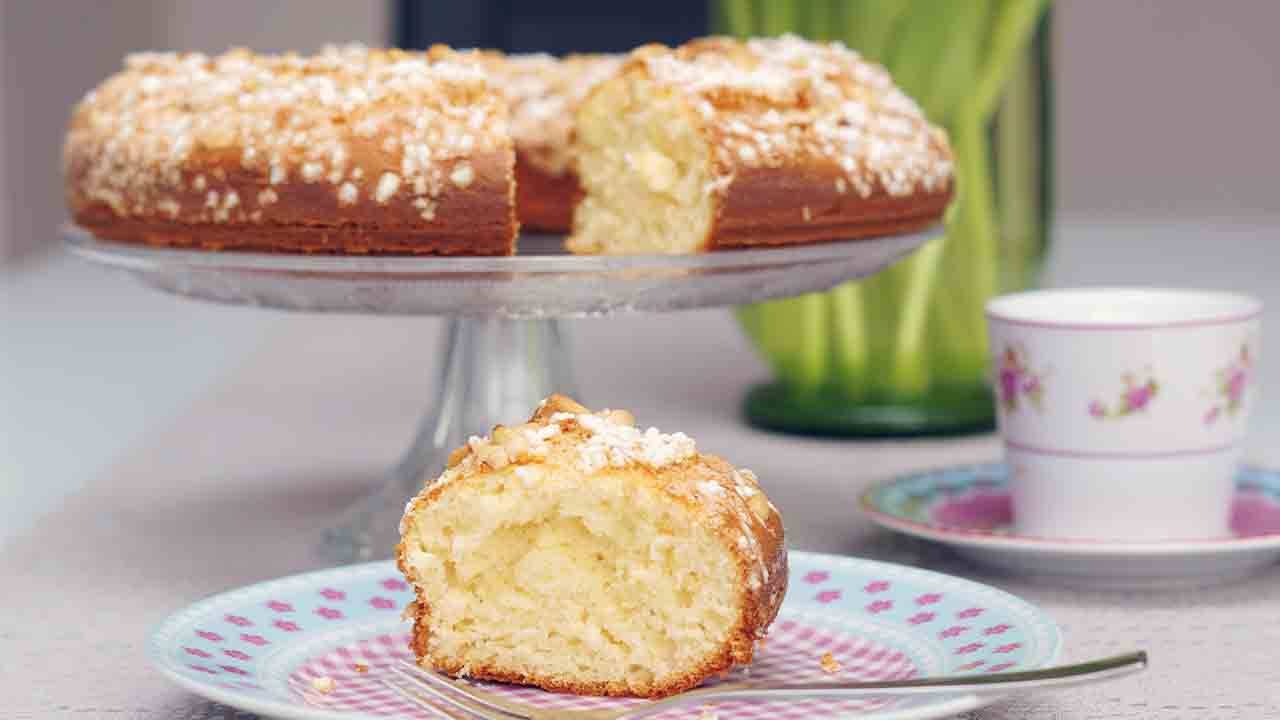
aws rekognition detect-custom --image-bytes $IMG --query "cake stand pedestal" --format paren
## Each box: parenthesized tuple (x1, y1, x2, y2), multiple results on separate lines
(67, 228, 938, 562)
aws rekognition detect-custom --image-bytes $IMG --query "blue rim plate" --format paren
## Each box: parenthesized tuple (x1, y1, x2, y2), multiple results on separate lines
(149, 550, 1061, 719)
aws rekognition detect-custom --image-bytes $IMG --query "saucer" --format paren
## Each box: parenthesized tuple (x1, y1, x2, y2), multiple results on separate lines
(861, 463, 1280, 589)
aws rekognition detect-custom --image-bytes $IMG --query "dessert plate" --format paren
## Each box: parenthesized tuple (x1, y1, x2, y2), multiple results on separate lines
(149, 551, 1060, 720)
(862, 463, 1280, 589)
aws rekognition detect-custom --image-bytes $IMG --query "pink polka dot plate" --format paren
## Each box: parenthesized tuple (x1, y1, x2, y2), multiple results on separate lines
(148, 551, 1060, 719)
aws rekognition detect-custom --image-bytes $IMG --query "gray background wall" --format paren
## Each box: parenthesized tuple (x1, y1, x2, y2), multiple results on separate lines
(1056, 1, 1280, 221)
(1, 1, 1276, 262)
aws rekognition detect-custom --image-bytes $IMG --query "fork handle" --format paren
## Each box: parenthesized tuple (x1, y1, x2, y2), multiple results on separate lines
(617, 651, 1147, 719)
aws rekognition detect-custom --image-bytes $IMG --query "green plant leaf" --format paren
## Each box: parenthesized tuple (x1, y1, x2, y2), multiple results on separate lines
(717, 0, 756, 37)
(839, 0, 913, 62)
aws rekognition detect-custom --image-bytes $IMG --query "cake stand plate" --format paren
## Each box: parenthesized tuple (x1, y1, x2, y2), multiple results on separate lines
(67, 226, 939, 561)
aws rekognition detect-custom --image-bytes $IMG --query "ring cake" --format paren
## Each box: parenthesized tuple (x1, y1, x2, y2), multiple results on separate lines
(63, 46, 518, 255)
(396, 395, 787, 697)
(66, 37, 953, 256)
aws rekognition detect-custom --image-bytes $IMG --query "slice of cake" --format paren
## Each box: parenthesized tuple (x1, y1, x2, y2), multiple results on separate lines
(64, 45, 518, 255)
(568, 35, 955, 254)
(396, 395, 786, 698)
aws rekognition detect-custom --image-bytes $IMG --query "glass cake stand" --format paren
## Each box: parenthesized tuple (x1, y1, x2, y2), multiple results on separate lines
(66, 226, 938, 562)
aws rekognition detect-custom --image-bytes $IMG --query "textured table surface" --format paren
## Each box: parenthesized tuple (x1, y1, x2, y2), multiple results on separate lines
(5, 220, 1280, 719)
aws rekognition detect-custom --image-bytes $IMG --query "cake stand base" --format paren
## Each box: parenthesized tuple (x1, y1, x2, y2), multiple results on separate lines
(319, 317, 575, 563)
(743, 382, 996, 438)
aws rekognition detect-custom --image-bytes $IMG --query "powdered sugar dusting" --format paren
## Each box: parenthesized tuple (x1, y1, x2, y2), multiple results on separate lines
(66, 45, 507, 224)
(637, 35, 952, 198)
(565, 412, 697, 473)
(697, 480, 727, 497)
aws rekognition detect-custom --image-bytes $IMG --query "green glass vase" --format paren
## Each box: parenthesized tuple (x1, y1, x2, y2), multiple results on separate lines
(720, 1, 1054, 437)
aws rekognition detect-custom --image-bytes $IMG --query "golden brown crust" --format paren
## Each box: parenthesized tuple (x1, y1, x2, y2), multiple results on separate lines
(711, 167, 951, 249)
(571, 36, 954, 253)
(396, 394, 787, 698)
(64, 45, 517, 255)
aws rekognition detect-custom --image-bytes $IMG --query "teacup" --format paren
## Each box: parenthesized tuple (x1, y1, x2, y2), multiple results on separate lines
(986, 288, 1261, 541)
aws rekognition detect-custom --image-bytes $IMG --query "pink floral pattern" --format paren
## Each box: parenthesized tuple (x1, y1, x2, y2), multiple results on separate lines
(158, 557, 1052, 716)
(996, 345, 1046, 413)
(315, 607, 344, 620)
(380, 578, 408, 591)
(866, 600, 893, 614)
(1206, 343, 1252, 425)
(1089, 368, 1159, 419)
(988, 662, 1016, 673)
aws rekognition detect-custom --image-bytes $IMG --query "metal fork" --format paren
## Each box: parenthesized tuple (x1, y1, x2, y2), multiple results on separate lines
(384, 651, 1147, 720)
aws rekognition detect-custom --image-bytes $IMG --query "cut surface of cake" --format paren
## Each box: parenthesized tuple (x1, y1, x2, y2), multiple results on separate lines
(64, 45, 518, 255)
(396, 395, 786, 698)
(568, 35, 955, 254)
(480, 52, 622, 232)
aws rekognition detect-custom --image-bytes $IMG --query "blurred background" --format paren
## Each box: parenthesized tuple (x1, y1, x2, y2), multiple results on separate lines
(2, 0, 1277, 262)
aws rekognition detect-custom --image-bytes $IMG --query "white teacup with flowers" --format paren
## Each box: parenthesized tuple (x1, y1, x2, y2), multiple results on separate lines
(986, 288, 1261, 541)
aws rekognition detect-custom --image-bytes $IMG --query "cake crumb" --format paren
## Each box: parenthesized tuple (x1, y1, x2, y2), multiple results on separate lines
(820, 652, 842, 674)
(352, 662, 369, 674)
(311, 676, 336, 694)
(698, 710, 719, 720)
(401, 601, 418, 621)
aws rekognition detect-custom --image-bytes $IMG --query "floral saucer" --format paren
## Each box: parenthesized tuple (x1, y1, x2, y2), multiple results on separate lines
(148, 551, 1060, 720)
(861, 464, 1280, 589)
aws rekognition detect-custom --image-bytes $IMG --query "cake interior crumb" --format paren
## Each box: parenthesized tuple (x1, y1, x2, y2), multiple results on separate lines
(402, 465, 741, 694)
